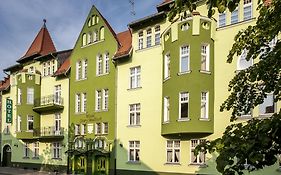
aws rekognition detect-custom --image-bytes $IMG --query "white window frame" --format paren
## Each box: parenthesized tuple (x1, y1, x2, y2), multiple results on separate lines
(130, 66, 141, 89)
(81, 124, 86, 135)
(129, 103, 141, 126)
(166, 140, 180, 163)
(102, 122, 108, 134)
(201, 44, 210, 71)
(96, 90, 102, 111)
(17, 88, 22, 104)
(103, 89, 109, 110)
(237, 49, 253, 70)
(33, 142, 39, 158)
(155, 26, 161, 45)
(54, 85, 62, 104)
(27, 115, 34, 131)
(191, 139, 206, 164)
(243, 0, 252, 21)
(87, 123, 94, 134)
(76, 61, 82, 80)
(104, 52, 110, 74)
(23, 143, 29, 157)
(17, 115, 21, 132)
(96, 54, 103, 75)
(146, 28, 152, 48)
(75, 124, 80, 135)
(138, 31, 144, 50)
(200, 92, 209, 119)
(179, 92, 189, 120)
(52, 142, 61, 159)
(93, 30, 98, 42)
(75, 93, 81, 113)
(82, 33, 87, 46)
(128, 141, 140, 162)
(81, 93, 87, 113)
(95, 123, 101, 135)
(218, 12, 226, 27)
(163, 97, 170, 123)
(164, 53, 170, 79)
(27, 88, 34, 104)
(180, 45, 190, 73)
(54, 113, 61, 134)
(43, 63, 47, 76)
(82, 59, 88, 79)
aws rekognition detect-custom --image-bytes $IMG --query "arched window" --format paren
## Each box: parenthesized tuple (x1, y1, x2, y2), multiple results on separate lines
(96, 16, 99, 24)
(237, 49, 253, 70)
(88, 18, 91, 27)
(82, 33, 87, 46)
(100, 26, 105, 40)
(87, 32, 92, 44)
(92, 15, 96, 25)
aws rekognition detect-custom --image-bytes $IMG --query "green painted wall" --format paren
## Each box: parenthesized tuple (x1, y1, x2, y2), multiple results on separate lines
(69, 5, 118, 174)
(162, 18, 214, 136)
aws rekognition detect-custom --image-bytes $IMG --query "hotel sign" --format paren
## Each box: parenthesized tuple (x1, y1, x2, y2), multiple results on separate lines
(6, 98, 12, 123)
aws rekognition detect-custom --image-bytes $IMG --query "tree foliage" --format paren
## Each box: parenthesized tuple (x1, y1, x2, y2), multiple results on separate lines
(169, 0, 281, 174)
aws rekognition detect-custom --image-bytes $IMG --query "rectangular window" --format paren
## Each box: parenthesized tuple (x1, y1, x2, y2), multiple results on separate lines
(54, 85, 61, 104)
(95, 123, 101, 135)
(27, 88, 34, 104)
(76, 61, 82, 80)
(17, 88, 22, 104)
(75, 94, 81, 113)
(129, 103, 141, 125)
(155, 26, 161, 45)
(87, 123, 94, 134)
(130, 66, 141, 89)
(146, 28, 152, 48)
(96, 55, 103, 75)
(81, 124, 86, 135)
(52, 142, 61, 159)
(231, 8, 239, 24)
(47, 62, 51, 75)
(259, 93, 275, 115)
(17, 115, 21, 132)
(191, 139, 205, 164)
(102, 122, 108, 134)
(166, 140, 180, 163)
(218, 13, 226, 27)
(180, 46, 190, 73)
(75, 124, 80, 135)
(200, 92, 209, 119)
(27, 115, 34, 131)
(164, 97, 170, 122)
(96, 90, 102, 111)
(82, 59, 88, 79)
(129, 141, 140, 162)
(164, 53, 170, 79)
(43, 63, 47, 76)
(81, 93, 87, 113)
(33, 142, 39, 158)
(243, 0, 252, 20)
(179, 92, 189, 119)
(104, 53, 110, 74)
(23, 143, 29, 157)
(201, 44, 210, 71)
(138, 31, 143, 49)
(103, 89, 109, 110)
(54, 113, 61, 134)
(52, 60, 56, 74)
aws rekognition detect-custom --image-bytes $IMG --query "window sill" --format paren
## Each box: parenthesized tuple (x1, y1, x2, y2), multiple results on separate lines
(199, 70, 211, 74)
(52, 158, 62, 161)
(163, 76, 171, 82)
(162, 121, 170, 124)
(136, 44, 161, 52)
(199, 118, 210, 121)
(177, 71, 191, 76)
(258, 113, 274, 118)
(127, 161, 141, 165)
(164, 162, 181, 166)
(96, 73, 109, 77)
(127, 87, 142, 91)
(75, 78, 87, 82)
(23, 157, 30, 159)
(32, 157, 39, 160)
(127, 125, 141, 128)
(95, 109, 108, 113)
(189, 163, 207, 168)
(238, 115, 252, 120)
(81, 39, 105, 48)
(75, 112, 86, 115)
(177, 118, 190, 122)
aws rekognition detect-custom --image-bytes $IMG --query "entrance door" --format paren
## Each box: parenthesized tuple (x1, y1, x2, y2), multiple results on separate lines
(95, 156, 107, 175)
(2, 145, 11, 167)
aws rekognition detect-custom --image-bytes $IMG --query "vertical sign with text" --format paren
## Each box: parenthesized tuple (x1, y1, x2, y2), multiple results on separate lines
(6, 98, 12, 123)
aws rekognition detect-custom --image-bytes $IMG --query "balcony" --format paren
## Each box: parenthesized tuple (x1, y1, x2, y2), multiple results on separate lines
(16, 127, 64, 140)
(33, 95, 64, 113)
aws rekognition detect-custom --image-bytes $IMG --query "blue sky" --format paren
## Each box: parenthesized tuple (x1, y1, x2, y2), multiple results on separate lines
(0, 0, 161, 79)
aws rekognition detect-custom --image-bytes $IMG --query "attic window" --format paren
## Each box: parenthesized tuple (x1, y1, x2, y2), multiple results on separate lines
(100, 27, 105, 40)
(92, 15, 96, 25)
(201, 22, 210, 30)
(82, 33, 87, 46)
(181, 23, 190, 31)
(88, 18, 92, 27)
(165, 31, 170, 41)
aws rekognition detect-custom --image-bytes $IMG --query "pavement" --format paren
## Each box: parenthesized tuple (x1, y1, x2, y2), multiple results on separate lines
(0, 167, 67, 175)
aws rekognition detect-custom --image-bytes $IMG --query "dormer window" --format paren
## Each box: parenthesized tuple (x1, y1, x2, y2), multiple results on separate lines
(29, 66, 34, 73)
(93, 30, 98, 42)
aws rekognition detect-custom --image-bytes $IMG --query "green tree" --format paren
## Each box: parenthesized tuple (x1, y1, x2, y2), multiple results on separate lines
(169, 0, 281, 174)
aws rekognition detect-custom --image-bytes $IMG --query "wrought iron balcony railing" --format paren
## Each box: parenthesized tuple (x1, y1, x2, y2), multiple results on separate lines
(34, 95, 63, 108)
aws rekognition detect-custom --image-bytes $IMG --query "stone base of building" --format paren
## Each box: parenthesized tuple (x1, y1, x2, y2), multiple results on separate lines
(5, 161, 67, 173)
(116, 169, 197, 175)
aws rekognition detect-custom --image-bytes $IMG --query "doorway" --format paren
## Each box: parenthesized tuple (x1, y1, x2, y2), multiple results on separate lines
(2, 145, 11, 167)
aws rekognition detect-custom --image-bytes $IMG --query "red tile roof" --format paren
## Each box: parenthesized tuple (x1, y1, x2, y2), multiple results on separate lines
(18, 20, 56, 62)
(54, 57, 70, 76)
(114, 30, 132, 59)
(0, 77, 10, 91)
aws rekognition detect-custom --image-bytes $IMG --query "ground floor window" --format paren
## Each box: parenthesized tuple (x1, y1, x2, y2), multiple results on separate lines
(166, 140, 180, 163)
(191, 139, 205, 164)
(23, 143, 29, 158)
(33, 142, 39, 158)
(129, 141, 140, 162)
(52, 142, 62, 159)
